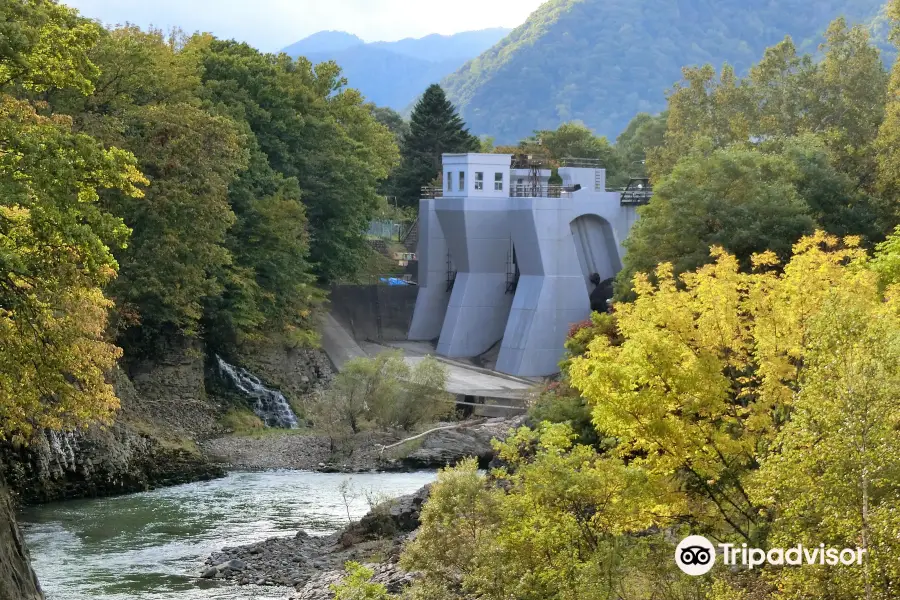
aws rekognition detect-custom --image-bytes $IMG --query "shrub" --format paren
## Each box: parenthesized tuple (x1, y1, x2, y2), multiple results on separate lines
(330, 562, 392, 600)
(309, 351, 455, 442)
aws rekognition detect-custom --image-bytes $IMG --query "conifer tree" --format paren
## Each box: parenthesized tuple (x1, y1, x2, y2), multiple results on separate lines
(391, 84, 479, 207)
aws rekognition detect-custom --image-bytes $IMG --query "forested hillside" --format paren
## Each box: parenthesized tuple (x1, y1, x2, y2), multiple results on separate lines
(443, 0, 887, 142)
(0, 0, 398, 438)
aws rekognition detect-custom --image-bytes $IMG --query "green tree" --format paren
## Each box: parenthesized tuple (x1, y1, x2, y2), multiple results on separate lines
(48, 27, 249, 352)
(876, 0, 900, 217)
(370, 105, 409, 142)
(608, 112, 667, 188)
(651, 20, 888, 193)
(751, 292, 900, 600)
(309, 351, 453, 437)
(0, 0, 102, 94)
(203, 144, 322, 348)
(620, 147, 815, 291)
(105, 103, 246, 348)
(190, 40, 399, 282)
(391, 84, 479, 207)
(0, 1, 146, 437)
(530, 121, 616, 165)
(403, 431, 696, 600)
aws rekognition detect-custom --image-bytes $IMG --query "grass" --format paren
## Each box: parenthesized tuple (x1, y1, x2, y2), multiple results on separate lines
(235, 427, 311, 440)
(127, 419, 201, 454)
(220, 408, 265, 435)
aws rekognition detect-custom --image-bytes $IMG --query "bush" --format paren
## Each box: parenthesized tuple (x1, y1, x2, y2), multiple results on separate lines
(529, 384, 605, 449)
(309, 351, 455, 447)
(563, 311, 619, 360)
(330, 562, 392, 600)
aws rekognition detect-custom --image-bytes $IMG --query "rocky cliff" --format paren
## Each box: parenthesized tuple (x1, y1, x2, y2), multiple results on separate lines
(0, 477, 43, 600)
(2, 337, 335, 505)
(232, 341, 334, 412)
(1, 340, 225, 505)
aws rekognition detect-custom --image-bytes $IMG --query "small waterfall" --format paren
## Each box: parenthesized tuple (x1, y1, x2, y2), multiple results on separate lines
(45, 430, 78, 472)
(215, 356, 299, 429)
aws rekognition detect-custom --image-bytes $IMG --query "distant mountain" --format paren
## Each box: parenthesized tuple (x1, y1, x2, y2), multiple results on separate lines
(368, 28, 512, 63)
(281, 30, 364, 56)
(282, 28, 511, 111)
(442, 0, 888, 143)
(305, 46, 458, 109)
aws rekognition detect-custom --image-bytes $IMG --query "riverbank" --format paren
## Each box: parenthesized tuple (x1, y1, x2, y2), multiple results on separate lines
(201, 416, 526, 598)
(22, 471, 437, 600)
(203, 485, 431, 598)
(1, 337, 336, 506)
(200, 416, 526, 473)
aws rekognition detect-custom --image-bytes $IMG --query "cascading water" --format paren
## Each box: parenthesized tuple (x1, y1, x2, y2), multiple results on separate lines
(46, 430, 78, 472)
(215, 356, 299, 429)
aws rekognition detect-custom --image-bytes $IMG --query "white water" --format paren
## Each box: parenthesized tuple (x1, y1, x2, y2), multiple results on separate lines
(216, 356, 299, 429)
(20, 470, 437, 600)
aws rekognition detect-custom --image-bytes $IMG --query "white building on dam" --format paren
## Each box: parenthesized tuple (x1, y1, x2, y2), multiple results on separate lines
(408, 152, 649, 377)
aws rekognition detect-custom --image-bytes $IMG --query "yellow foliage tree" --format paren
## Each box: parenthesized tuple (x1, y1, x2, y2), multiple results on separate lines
(0, 1, 146, 438)
(568, 232, 900, 598)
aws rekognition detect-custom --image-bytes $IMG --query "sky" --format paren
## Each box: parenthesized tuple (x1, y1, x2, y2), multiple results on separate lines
(62, 0, 546, 53)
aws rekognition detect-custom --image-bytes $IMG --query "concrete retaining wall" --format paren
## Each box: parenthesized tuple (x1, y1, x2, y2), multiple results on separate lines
(329, 284, 419, 342)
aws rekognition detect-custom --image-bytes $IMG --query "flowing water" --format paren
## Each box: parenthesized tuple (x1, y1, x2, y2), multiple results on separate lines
(215, 357, 299, 429)
(20, 470, 436, 600)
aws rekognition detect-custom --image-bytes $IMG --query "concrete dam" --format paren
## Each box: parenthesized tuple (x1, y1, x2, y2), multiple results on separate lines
(408, 152, 646, 378)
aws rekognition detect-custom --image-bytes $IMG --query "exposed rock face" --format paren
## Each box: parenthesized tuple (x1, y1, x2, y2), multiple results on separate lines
(233, 343, 334, 411)
(401, 416, 528, 469)
(127, 339, 222, 437)
(0, 476, 42, 600)
(1, 341, 226, 505)
(2, 424, 222, 505)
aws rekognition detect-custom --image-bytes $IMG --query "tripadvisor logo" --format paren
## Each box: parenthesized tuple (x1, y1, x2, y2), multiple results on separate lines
(675, 535, 866, 576)
(676, 535, 716, 575)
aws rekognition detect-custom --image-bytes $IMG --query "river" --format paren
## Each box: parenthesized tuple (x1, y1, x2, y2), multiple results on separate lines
(19, 470, 437, 600)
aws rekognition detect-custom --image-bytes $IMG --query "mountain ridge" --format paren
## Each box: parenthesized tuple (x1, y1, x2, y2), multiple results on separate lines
(281, 30, 364, 56)
(442, 0, 889, 143)
(281, 27, 511, 111)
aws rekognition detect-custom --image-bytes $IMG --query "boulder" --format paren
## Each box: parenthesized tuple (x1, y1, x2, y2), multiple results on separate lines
(402, 417, 527, 469)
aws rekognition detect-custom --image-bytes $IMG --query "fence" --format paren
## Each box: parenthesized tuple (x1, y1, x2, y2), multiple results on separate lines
(367, 220, 403, 240)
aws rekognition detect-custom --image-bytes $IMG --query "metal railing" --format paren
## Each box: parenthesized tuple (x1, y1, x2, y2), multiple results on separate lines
(559, 157, 602, 168)
(509, 184, 574, 198)
(367, 220, 403, 239)
(421, 186, 443, 199)
(423, 184, 580, 198)
(620, 178, 653, 205)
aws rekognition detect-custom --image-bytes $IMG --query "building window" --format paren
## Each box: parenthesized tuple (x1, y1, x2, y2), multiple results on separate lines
(459, 171, 465, 191)
(494, 172, 503, 191)
(475, 172, 484, 190)
(446, 171, 452, 191)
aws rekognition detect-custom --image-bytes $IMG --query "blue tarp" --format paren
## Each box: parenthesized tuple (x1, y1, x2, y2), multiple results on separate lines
(380, 277, 410, 286)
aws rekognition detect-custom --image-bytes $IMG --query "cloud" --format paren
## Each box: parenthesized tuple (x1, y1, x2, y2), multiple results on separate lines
(62, 0, 545, 52)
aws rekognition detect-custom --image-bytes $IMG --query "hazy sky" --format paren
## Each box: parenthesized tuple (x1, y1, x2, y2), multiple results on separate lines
(62, 1, 546, 52)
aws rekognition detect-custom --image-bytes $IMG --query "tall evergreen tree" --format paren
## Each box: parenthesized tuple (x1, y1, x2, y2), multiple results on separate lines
(391, 84, 479, 207)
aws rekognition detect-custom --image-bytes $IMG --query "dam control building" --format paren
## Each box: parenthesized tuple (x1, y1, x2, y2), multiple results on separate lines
(408, 152, 648, 377)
